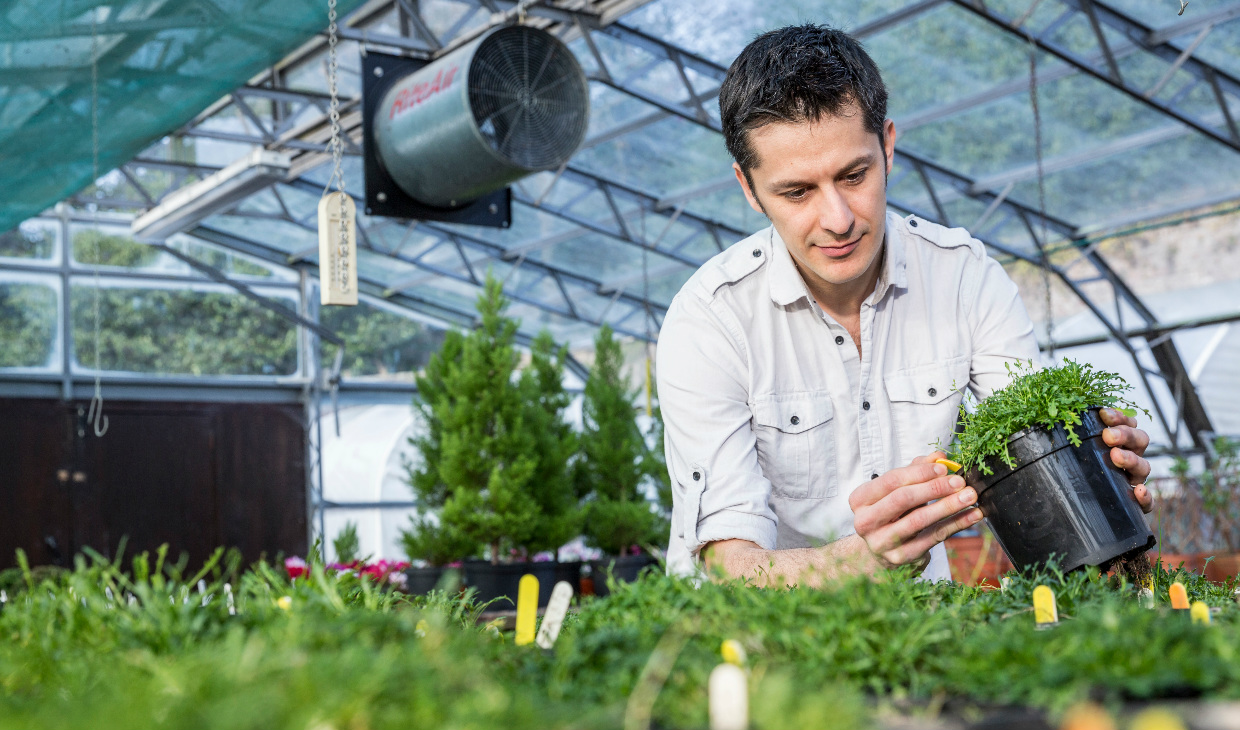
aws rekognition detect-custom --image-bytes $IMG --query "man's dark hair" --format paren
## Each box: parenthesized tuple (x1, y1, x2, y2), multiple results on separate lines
(719, 24, 888, 185)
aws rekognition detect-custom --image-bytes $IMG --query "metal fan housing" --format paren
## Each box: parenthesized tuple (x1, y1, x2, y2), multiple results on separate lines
(373, 25, 589, 209)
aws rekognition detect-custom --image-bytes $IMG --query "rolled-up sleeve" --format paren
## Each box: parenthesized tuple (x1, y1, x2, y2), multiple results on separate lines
(657, 292, 778, 559)
(965, 254, 1040, 400)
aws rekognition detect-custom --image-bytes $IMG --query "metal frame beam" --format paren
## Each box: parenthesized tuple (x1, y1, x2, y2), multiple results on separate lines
(950, 0, 1240, 155)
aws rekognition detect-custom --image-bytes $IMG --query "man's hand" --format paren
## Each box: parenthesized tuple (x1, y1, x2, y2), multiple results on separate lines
(1099, 407, 1153, 514)
(848, 452, 984, 570)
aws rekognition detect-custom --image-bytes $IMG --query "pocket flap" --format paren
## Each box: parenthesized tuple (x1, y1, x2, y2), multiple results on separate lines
(751, 393, 834, 434)
(884, 361, 969, 405)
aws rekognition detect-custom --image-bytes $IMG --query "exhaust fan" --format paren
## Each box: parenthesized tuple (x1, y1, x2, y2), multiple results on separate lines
(362, 25, 589, 227)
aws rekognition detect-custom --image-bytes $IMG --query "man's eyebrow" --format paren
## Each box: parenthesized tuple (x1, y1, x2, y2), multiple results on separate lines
(766, 153, 877, 191)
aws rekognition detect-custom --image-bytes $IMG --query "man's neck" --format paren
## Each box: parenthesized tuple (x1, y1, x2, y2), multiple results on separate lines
(796, 243, 886, 324)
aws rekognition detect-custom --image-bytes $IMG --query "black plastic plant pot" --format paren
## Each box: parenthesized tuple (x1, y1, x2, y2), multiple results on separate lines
(590, 554, 659, 597)
(403, 565, 446, 596)
(463, 561, 580, 608)
(962, 407, 1155, 572)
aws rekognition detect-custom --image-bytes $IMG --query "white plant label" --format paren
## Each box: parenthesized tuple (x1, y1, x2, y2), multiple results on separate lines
(318, 191, 358, 306)
(535, 581, 574, 649)
(709, 663, 748, 730)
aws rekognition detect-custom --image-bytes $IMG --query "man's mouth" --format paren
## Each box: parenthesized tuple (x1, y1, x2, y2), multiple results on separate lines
(814, 236, 861, 259)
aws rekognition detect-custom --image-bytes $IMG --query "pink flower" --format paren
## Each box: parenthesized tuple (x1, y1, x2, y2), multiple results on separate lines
(284, 556, 308, 579)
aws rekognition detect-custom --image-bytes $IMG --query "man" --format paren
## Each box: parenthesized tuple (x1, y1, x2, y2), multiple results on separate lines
(656, 25, 1153, 585)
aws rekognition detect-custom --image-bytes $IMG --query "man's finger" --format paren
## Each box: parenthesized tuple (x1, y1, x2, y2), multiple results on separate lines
(1111, 447, 1151, 485)
(1101, 407, 1138, 429)
(1132, 484, 1154, 514)
(888, 507, 986, 565)
(1102, 424, 1149, 457)
(849, 462, 947, 510)
(868, 483, 979, 555)
(910, 450, 948, 466)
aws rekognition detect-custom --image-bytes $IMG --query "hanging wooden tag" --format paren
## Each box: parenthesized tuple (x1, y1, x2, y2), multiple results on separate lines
(514, 574, 539, 646)
(318, 191, 358, 306)
(708, 663, 748, 730)
(535, 580, 573, 649)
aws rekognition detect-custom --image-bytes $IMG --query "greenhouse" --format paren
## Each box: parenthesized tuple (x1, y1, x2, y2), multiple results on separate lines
(3, 0, 1240, 727)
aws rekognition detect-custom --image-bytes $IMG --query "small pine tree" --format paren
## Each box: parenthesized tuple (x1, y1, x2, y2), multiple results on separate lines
(520, 331, 580, 557)
(332, 521, 361, 564)
(574, 325, 666, 556)
(401, 274, 577, 565)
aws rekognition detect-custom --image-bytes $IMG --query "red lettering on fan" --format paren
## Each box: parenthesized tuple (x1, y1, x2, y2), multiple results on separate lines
(389, 66, 460, 120)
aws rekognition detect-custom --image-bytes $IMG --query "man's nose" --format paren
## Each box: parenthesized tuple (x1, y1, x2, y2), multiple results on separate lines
(817, 186, 856, 239)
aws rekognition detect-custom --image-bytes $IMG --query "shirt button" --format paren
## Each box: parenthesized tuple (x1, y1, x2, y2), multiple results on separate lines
(862, 401, 870, 410)
(834, 335, 844, 345)
(909, 219, 919, 227)
(692, 471, 701, 481)
(871, 473, 879, 480)
(928, 387, 937, 397)
(752, 249, 762, 257)
(790, 415, 800, 425)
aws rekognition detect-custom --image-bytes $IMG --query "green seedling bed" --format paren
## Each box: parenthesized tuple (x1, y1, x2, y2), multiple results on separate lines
(0, 547, 1235, 729)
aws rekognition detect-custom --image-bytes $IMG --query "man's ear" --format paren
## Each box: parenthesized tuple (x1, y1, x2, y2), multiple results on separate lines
(733, 162, 766, 216)
(882, 119, 897, 176)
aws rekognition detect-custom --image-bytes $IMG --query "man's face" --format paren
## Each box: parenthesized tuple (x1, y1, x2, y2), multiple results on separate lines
(734, 106, 897, 293)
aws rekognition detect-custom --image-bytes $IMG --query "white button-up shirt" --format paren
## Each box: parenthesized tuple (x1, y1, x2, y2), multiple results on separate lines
(657, 210, 1038, 580)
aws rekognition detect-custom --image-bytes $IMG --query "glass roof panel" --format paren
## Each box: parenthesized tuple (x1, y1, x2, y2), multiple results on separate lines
(571, 112, 732, 199)
(1190, 22, 1240, 79)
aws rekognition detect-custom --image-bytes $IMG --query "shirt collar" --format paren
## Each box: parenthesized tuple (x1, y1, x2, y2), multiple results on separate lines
(766, 211, 908, 308)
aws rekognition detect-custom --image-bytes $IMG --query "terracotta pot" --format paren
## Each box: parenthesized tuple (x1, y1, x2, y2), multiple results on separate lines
(1204, 553, 1240, 584)
(945, 535, 1012, 587)
(1154, 552, 1208, 574)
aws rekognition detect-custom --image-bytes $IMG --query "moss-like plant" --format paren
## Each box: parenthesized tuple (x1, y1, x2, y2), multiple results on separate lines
(949, 360, 1144, 475)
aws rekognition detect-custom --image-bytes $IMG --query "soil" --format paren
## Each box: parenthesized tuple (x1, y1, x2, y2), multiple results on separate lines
(1103, 546, 1154, 587)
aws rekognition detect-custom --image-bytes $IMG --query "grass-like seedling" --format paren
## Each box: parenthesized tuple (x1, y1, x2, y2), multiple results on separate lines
(947, 360, 1145, 475)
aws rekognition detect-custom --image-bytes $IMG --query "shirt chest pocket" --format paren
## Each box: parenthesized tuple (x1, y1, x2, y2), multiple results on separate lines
(750, 393, 837, 501)
(884, 359, 970, 464)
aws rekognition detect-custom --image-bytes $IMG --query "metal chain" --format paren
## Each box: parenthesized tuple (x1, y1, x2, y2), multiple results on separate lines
(88, 9, 108, 437)
(325, 0, 350, 294)
(1028, 37, 1054, 359)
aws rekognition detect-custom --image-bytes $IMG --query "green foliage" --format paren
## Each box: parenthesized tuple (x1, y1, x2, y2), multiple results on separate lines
(575, 325, 667, 555)
(0, 282, 56, 368)
(1161, 437, 1240, 553)
(72, 286, 298, 375)
(3, 546, 1240, 727)
(520, 330, 580, 555)
(402, 275, 575, 563)
(332, 521, 361, 564)
(0, 223, 54, 259)
(948, 360, 1145, 474)
(321, 302, 447, 378)
(73, 229, 160, 268)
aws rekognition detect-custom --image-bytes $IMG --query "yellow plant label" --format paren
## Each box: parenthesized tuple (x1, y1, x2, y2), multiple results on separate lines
(1169, 581, 1189, 610)
(1033, 585, 1058, 625)
(1190, 601, 1211, 625)
(935, 458, 962, 473)
(515, 574, 539, 646)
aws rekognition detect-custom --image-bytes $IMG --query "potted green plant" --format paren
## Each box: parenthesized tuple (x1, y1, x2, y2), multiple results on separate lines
(400, 275, 576, 606)
(950, 360, 1155, 573)
(573, 325, 668, 596)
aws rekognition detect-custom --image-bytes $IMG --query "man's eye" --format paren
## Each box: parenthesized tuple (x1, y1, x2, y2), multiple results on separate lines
(783, 188, 808, 200)
(845, 170, 867, 184)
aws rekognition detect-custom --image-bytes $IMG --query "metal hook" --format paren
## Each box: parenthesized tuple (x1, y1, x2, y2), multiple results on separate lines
(87, 392, 109, 437)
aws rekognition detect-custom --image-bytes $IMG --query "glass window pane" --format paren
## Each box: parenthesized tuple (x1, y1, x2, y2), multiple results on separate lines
(0, 219, 58, 262)
(321, 298, 449, 381)
(0, 275, 59, 369)
(71, 280, 298, 376)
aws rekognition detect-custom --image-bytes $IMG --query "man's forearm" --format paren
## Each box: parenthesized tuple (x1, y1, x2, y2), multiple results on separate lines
(702, 535, 883, 588)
